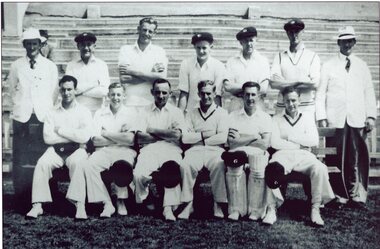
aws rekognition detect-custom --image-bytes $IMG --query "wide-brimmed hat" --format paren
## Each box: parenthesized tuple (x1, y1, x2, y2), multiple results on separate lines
(335, 26, 357, 40)
(21, 28, 43, 42)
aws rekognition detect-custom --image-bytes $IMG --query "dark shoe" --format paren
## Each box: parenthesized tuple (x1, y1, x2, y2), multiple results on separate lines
(347, 200, 367, 210)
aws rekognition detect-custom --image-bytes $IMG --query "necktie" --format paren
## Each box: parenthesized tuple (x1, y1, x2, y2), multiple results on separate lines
(30, 59, 36, 69)
(345, 57, 351, 72)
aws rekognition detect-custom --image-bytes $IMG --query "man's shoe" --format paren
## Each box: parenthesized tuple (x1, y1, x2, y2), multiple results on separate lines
(100, 202, 115, 218)
(311, 207, 324, 227)
(213, 202, 224, 219)
(178, 201, 193, 220)
(347, 200, 367, 210)
(117, 199, 128, 216)
(163, 206, 176, 221)
(75, 202, 88, 220)
(248, 213, 260, 221)
(26, 204, 43, 219)
(228, 211, 239, 221)
(262, 207, 277, 225)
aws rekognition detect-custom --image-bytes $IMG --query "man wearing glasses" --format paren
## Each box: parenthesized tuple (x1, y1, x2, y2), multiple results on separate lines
(118, 17, 168, 108)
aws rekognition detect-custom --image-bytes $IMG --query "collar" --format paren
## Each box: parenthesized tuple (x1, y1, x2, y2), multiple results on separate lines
(77, 55, 97, 64)
(338, 52, 352, 61)
(282, 110, 303, 127)
(150, 102, 171, 112)
(193, 56, 211, 68)
(238, 107, 259, 117)
(101, 105, 126, 116)
(286, 42, 305, 55)
(133, 41, 152, 53)
(198, 103, 217, 121)
(238, 50, 257, 63)
(25, 54, 43, 63)
(56, 100, 78, 111)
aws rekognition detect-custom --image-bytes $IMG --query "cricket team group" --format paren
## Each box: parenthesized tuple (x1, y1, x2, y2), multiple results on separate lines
(9, 16, 377, 227)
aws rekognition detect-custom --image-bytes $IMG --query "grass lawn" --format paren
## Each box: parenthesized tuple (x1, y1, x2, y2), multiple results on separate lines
(3, 184, 380, 249)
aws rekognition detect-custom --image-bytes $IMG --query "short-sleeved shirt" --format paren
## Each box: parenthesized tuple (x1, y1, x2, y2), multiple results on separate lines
(271, 43, 320, 113)
(179, 56, 225, 110)
(66, 56, 110, 113)
(118, 42, 168, 106)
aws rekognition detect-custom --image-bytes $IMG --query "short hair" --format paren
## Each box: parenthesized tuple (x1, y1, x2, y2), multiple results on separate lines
(139, 17, 158, 30)
(281, 86, 300, 98)
(152, 78, 171, 90)
(108, 82, 124, 90)
(39, 29, 49, 39)
(197, 80, 216, 92)
(59, 75, 77, 89)
(242, 81, 261, 92)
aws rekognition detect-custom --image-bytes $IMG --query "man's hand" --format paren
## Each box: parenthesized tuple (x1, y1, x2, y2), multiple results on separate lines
(151, 63, 165, 73)
(54, 126, 60, 134)
(119, 64, 130, 75)
(202, 129, 216, 139)
(228, 128, 240, 140)
(318, 119, 328, 128)
(272, 73, 285, 81)
(365, 118, 375, 133)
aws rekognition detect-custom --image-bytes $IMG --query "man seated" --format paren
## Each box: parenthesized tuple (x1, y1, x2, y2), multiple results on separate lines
(268, 86, 335, 226)
(133, 78, 185, 221)
(223, 82, 283, 222)
(178, 80, 228, 219)
(26, 75, 92, 219)
(82, 82, 138, 219)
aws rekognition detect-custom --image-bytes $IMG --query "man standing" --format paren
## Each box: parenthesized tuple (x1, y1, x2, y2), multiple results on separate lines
(66, 32, 110, 114)
(26, 75, 92, 219)
(178, 32, 225, 112)
(133, 78, 185, 221)
(8, 27, 58, 197)
(270, 19, 320, 114)
(118, 17, 168, 108)
(223, 27, 270, 112)
(269, 86, 335, 226)
(178, 80, 228, 219)
(224, 82, 283, 222)
(80, 82, 138, 219)
(316, 26, 377, 207)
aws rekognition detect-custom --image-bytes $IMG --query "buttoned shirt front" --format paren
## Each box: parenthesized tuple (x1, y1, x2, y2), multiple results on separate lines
(93, 105, 139, 147)
(179, 56, 225, 110)
(118, 42, 168, 106)
(66, 55, 110, 113)
(271, 43, 321, 110)
(271, 111, 319, 150)
(229, 108, 272, 137)
(43, 101, 92, 145)
(8, 55, 58, 123)
(316, 53, 377, 128)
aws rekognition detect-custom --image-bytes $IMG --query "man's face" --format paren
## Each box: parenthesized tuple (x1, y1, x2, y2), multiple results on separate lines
(151, 82, 171, 109)
(194, 41, 212, 62)
(198, 84, 216, 107)
(108, 87, 125, 110)
(286, 30, 303, 46)
(77, 41, 95, 60)
(240, 36, 257, 55)
(137, 22, 157, 45)
(60, 81, 76, 105)
(243, 86, 259, 110)
(23, 39, 41, 59)
(338, 39, 356, 56)
(283, 91, 300, 115)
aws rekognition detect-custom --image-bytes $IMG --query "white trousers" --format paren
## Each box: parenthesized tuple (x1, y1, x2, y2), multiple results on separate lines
(180, 146, 227, 203)
(134, 142, 182, 207)
(84, 146, 136, 203)
(270, 149, 335, 205)
(31, 147, 88, 203)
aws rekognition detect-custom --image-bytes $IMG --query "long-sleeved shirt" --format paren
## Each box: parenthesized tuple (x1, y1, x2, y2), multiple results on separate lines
(315, 52, 377, 128)
(182, 103, 228, 147)
(66, 55, 110, 113)
(43, 101, 92, 145)
(8, 55, 58, 122)
(271, 111, 318, 150)
(118, 42, 168, 106)
(271, 43, 320, 112)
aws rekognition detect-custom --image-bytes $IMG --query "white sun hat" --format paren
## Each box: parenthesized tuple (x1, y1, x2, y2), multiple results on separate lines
(335, 26, 357, 40)
(21, 27, 43, 42)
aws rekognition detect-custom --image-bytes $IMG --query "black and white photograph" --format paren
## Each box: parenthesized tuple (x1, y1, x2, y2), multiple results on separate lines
(2, 1, 380, 248)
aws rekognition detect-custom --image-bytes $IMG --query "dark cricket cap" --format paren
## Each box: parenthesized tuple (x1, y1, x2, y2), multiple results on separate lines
(236, 26, 257, 40)
(265, 161, 286, 189)
(221, 150, 249, 168)
(284, 18, 305, 32)
(74, 32, 97, 43)
(191, 32, 214, 45)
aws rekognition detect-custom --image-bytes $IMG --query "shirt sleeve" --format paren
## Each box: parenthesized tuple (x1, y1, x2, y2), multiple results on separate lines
(259, 58, 271, 93)
(224, 58, 235, 83)
(270, 116, 300, 150)
(118, 46, 130, 66)
(204, 109, 228, 146)
(309, 53, 321, 87)
(158, 48, 169, 78)
(362, 62, 377, 119)
(8, 61, 18, 107)
(58, 107, 93, 144)
(214, 60, 226, 96)
(181, 111, 202, 144)
(178, 59, 189, 93)
(43, 110, 70, 144)
(270, 52, 282, 79)
(315, 61, 329, 121)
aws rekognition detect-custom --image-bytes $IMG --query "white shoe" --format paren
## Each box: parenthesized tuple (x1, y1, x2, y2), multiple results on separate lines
(178, 201, 193, 220)
(75, 202, 88, 220)
(117, 199, 128, 216)
(311, 207, 324, 227)
(248, 213, 260, 221)
(213, 202, 224, 219)
(100, 202, 115, 218)
(163, 206, 176, 221)
(26, 203, 43, 219)
(262, 207, 277, 225)
(228, 211, 239, 221)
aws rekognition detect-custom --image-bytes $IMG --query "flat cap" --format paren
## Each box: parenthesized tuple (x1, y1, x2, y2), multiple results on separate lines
(265, 161, 286, 189)
(191, 32, 214, 45)
(236, 26, 257, 40)
(74, 32, 97, 43)
(222, 151, 249, 168)
(284, 18, 305, 32)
